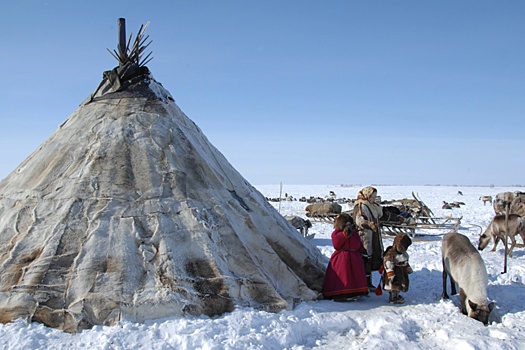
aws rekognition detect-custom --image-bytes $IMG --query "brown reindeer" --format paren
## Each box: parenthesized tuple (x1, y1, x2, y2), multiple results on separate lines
(305, 202, 342, 217)
(284, 215, 312, 237)
(478, 214, 525, 257)
(479, 196, 493, 206)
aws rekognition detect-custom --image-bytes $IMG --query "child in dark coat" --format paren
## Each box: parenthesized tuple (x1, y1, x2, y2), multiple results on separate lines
(382, 233, 413, 304)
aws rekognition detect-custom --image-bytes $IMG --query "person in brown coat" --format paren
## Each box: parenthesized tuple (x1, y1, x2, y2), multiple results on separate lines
(382, 233, 413, 304)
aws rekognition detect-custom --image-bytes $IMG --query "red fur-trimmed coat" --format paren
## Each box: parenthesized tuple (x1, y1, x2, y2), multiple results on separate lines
(322, 228, 369, 299)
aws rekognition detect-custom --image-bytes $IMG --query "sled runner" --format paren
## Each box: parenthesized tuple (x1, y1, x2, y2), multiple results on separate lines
(380, 192, 462, 239)
(307, 213, 340, 223)
(380, 215, 462, 239)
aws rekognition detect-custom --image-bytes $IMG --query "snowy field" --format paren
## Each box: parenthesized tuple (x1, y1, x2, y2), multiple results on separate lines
(1, 185, 524, 349)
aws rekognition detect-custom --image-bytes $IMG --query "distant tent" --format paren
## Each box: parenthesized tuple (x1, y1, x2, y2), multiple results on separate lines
(0, 20, 326, 333)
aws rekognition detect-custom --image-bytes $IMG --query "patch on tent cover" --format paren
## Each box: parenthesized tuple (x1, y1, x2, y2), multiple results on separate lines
(229, 190, 251, 211)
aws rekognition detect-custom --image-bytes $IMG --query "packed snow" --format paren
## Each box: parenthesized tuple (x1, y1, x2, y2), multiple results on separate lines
(1, 185, 524, 349)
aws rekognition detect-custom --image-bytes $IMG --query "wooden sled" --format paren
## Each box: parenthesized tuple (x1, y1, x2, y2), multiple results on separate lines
(381, 215, 462, 240)
(381, 192, 462, 240)
(305, 192, 462, 240)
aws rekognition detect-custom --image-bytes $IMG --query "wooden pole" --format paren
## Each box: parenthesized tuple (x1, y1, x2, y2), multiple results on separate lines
(118, 18, 127, 65)
(278, 182, 283, 213)
(502, 201, 510, 274)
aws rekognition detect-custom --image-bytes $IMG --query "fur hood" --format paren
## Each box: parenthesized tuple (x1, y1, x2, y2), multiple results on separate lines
(393, 233, 412, 253)
(334, 213, 354, 232)
(354, 186, 382, 219)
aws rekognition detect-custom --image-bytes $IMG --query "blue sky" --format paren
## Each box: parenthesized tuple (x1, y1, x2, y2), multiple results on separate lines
(1, 1, 524, 186)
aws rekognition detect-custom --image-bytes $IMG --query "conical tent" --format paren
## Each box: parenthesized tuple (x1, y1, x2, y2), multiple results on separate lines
(0, 22, 326, 333)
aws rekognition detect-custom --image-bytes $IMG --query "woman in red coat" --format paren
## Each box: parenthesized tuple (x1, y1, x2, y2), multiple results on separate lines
(322, 213, 369, 300)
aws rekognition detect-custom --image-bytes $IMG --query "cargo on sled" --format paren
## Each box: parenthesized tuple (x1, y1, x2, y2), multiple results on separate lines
(305, 191, 462, 239)
(379, 192, 462, 239)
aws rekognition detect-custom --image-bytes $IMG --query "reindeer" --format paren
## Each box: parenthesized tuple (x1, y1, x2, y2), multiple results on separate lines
(493, 192, 513, 214)
(326, 191, 337, 201)
(492, 191, 525, 217)
(442, 232, 494, 325)
(479, 196, 493, 206)
(478, 214, 525, 256)
(284, 215, 312, 237)
(305, 202, 342, 217)
(442, 201, 452, 210)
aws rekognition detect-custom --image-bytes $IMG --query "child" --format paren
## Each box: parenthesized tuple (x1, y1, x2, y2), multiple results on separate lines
(382, 233, 413, 304)
(322, 213, 369, 301)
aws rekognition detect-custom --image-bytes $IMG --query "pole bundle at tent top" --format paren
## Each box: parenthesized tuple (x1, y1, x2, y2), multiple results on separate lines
(107, 18, 153, 67)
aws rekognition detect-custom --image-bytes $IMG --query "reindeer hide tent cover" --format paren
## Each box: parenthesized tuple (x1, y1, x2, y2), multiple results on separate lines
(0, 62, 326, 332)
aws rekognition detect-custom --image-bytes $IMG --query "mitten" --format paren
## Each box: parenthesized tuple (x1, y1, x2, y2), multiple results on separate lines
(367, 221, 378, 232)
